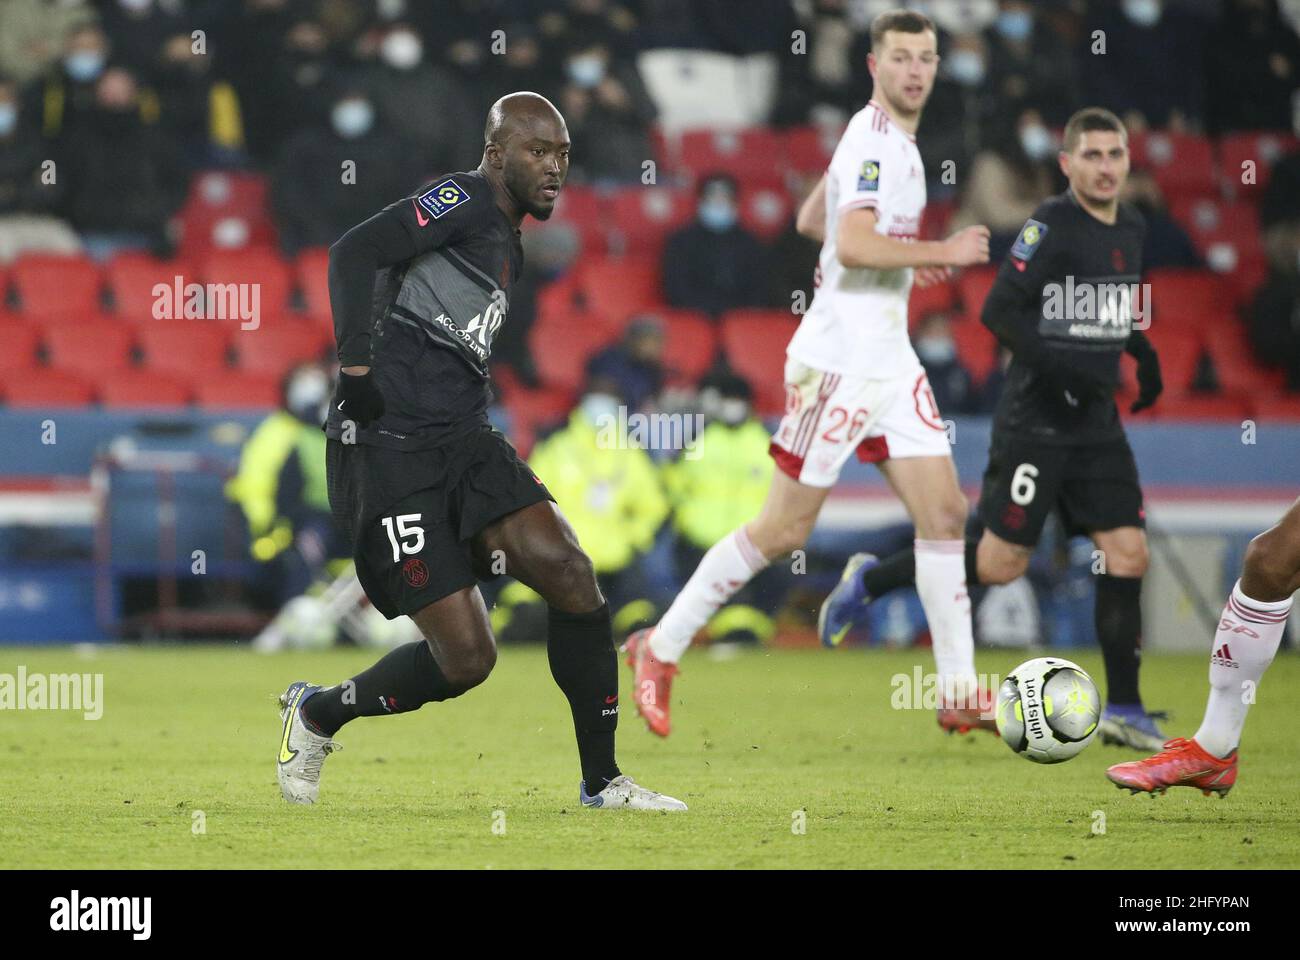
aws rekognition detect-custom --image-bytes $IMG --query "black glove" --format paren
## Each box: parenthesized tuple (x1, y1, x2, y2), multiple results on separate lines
(333, 369, 386, 427)
(1126, 331, 1163, 413)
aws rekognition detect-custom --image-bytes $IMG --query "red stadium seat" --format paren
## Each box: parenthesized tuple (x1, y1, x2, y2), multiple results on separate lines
(1254, 391, 1300, 422)
(96, 370, 192, 407)
(232, 320, 330, 376)
(193, 372, 281, 408)
(44, 324, 135, 377)
(0, 324, 41, 375)
(1122, 329, 1203, 394)
(1208, 336, 1285, 395)
(1218, 131, 1299, 197)
(529, 318, 619, 393)
(106, 253, 194, 323)
(607, 187, 693, 261)
(1148, 390, 1254, 421)
(739, 181, 793, 240)
(719, 309, 798, 414)
(576, 257, 664, 321)
(294, 247, 331, 317)
(1129, 131, 1215, 201)
(2, 370, 95, 408)
(950, 317, 1000, 385)
(199, 248, 293, 318)
(503, 385, 574, 458)
(679, 127, 784, 182)
(919, 199, 956, 241)
(11, 253, 102, 318)
(957, 266, 998, 323)
(908, 277, 957, 326)
(1168, 198, 1263, 266)
(1146, 269, 1234, 331)
(784, 125, 836, 175)
(175, 170, 277, 257)
(543, 185, 606, 256)
(658, 309, 718, 382)
(138, 323, 231, 377)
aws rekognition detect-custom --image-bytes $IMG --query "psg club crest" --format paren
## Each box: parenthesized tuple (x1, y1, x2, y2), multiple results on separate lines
(402, 558, 430, 588)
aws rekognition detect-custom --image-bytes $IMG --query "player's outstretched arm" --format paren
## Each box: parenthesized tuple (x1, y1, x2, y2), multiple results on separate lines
(795, 175, 827, 242)
(836, 209, 989, 271)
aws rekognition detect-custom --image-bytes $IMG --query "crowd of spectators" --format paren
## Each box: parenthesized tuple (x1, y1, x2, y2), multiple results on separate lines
(1, 0, 1299, 391)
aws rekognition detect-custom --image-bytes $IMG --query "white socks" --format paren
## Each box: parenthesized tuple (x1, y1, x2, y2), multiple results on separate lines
(650, 527, 769, 664)
(1193, 580, 1292, 759)
(915, 539, 979, 703)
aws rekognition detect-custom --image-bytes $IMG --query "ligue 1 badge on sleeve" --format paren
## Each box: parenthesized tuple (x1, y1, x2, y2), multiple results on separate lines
(857, 159, 881, 191)
(417, 178, 471, 220)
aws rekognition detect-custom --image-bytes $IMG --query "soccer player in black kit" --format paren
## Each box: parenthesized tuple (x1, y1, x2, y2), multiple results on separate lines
(274, 92, 685, 810)
(824, 108, 1170, 751)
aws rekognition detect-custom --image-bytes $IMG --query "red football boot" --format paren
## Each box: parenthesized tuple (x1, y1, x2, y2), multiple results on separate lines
(623, 627, 677, 738)
(1106, 737, 1238, 797)
(937, 686, 999, 735)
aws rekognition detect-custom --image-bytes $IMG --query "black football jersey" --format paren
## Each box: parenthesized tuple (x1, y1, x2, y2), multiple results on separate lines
(325, 169, 523, 450)
(985, 190, 1146, 444)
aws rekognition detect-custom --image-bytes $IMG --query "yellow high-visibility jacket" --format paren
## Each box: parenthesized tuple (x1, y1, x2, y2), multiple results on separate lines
(528, 412, 669, 574)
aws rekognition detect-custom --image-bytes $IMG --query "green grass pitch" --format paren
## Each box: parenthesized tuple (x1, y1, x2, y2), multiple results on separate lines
(3, 644, 1297, 869)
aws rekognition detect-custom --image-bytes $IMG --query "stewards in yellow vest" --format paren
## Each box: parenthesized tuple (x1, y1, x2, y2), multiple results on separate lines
(225, 364, 341, 606)
(528, 393, 669, 575)
(664, 373, 781, 645)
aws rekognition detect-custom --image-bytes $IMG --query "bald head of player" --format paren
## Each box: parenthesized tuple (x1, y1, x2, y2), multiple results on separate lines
(479, 92, 570, 224)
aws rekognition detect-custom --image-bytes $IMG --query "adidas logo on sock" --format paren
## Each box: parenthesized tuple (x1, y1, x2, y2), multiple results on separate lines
(1211, 643, 1238, 668)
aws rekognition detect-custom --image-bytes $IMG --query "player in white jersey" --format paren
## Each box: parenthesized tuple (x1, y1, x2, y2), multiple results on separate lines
(625, 10, 993, 737)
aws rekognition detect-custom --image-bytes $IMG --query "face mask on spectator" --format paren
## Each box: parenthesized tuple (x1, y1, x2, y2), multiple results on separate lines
(65, 51, 106, 83)
(567, 55, 605, 88)
(381, 30, 423, 70)
(698, 199, 737, 232)
(718, 398, 750, 426)
(1122, 0, 1162, 27)
(995, 10, 1033, 41)
(579, 393, 620, 426)
(946, 50, 985, 86)
(1019, 124, 1054, 160)
(332, 99, 374, 139)
(0, 104, 16, 136)
(287, 369, 329, 423)
(916, 336, 957, 365)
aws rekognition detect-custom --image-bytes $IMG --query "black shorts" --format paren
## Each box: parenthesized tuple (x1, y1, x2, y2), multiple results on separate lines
(977, 430, 1145, 547)
(326, 427, 554, 618)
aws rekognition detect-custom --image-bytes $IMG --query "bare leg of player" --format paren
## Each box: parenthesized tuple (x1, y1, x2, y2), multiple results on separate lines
(877, 455, 994, 733)
(474, 500, 686, 809)
(625, 470, 831, 736)
(1106, 499, 1300, 797)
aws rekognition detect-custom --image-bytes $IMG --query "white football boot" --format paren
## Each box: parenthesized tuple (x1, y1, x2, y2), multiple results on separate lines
(580, 774, 687, 811)
(276, 681, 341, 804)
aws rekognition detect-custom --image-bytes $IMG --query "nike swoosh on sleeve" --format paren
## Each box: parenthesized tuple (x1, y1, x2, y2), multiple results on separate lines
(412, 199, 429, 227)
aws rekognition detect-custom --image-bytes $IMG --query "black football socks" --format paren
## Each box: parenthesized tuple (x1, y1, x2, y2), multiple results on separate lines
(1094, 573, 1144, 705)
(301, 640, 454, 737)
(862, 540, 981, 597)
(547, 602, 621, 794)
